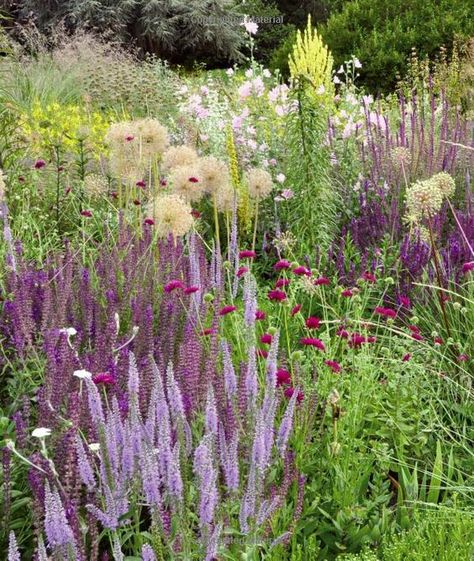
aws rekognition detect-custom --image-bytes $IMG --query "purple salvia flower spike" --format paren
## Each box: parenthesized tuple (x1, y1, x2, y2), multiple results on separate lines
(8, 531, 20, 561)
(167, 442, 183, 503)
(245, 347, 258, 410)
(141, 544, 157, 561)
(44, 482, 78, 555)
(85, 378, 105, 426)
(276, 387, 298, 457)
(76, 435, 96, 491)
(221, 340, 237, 398)
(205, 385, 218, 436)
(205, 522, 222, 561)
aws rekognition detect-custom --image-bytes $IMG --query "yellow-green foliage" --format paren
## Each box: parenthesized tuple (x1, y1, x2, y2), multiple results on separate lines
(288, 15, 334, 102)
(20, 100, 114, 156)
(225, 126, 251, 233)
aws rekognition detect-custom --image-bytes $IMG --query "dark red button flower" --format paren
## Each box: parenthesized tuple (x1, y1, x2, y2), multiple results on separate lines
(293, 266, 311, 276)
(93, 372, 115, 385)
(274, 259, 291, 270)
(164, 280, 184, 293)
(260, 333, 273, 344)
(291, 304, 302, 316)
(268, 289, 286, 301)
(284, 387, 304, 403)
(324, 359, 341, 373)
(305, 316, 321, 329)
(239, 250, 257, 259)
(314, 277, 330, 286)
(276, 368, 291, 386)
(219, 305, 236, 316)
(255, 310, 266, 321)
(300, 337, 325, 351)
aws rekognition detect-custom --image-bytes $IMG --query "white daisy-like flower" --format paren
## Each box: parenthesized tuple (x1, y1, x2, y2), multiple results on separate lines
(60, 327, 77, 337)
(89, 443, 100, 452)
(32, 428, 52, 439)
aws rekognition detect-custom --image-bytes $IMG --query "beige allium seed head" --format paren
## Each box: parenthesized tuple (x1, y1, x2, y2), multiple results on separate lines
(214, 183, 236, 212)
(246, 168, 274, 199)
(432, 172, 455, 199)
(84, 174, 108, 197)
(148, 194, 194, 238)
(105, 121, 136, 149)
(169, 164, 205, 203)
(162, 145, 199, 172)
(406, 178, 443, 222)
(134, 118, 169, 158)
(391, 146, 412, 168)
(199, 156, 231, 195)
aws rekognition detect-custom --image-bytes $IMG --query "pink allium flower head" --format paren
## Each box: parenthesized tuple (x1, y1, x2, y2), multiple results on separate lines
(136, 180, 146, 188)
(284, 387, 304, 403)
(144, 218, 155, 226)
(402, 353, 412, 362)
(341, 289, 353, 297)
(184, 286, 199, 294)
(300, 337, 325, 351)
(275, 278, 290, 288)
(219, 305, 236, 316)
(80, 210, 92, 217)
(34, 159, 46, 169)
(164, 280, 184, 293)
(274, 259, 291, 270)
(268, 289, 287, 302)
(92, 372, 115, 385)
(257, 349, 268, 358)
(462, 262, 474, 273)
(291, 304, 302, 316)
(375, 306, 397, 319)
(293, 265, 311, 276)
(237, 266, 249, 277)
(239, 250, 257, 259)
(188, 176, 199, 183)
(260, 333, 273, 344)
(305, 316, 321, 329)
(276, 369, 291, 386)
(314, 277, 330, 286)
(255, 310, 266, 321)
(362, 271, 376, 283)
(324, 360, 341, 373)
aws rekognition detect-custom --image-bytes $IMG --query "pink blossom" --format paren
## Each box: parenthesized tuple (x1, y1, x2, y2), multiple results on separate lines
(219, 305, 236, 316)
(276, 369, 291, 386)
(237, 266, 249, 277)
(462, 262, 474, 273)
(284, 387, 304, 403)
(92, 372, 115, 385)
(291, 304, 302, 316)
(314, 277, 330, 286)
(268, 289, 287, 302)
(300, 337, 325, 351)
(255, 310, 266, 321)
(239, 250, 257, 259)
(260, 333, 272, 345)
(274, 259, 291, 270)
(275, 278, 290, 288)
(375, 306, 397, 319)
(324, 360, 341, 373)
(184, 286, 199, 295)
(164, 280, 184, 293)
(293, 266, 311, 276)
(305, 316, 321, 329)
(34, 159, 46, 169)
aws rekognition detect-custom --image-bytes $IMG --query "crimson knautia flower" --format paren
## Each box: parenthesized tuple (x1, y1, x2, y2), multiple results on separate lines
(398, 295, 412, 308)
(284, 387, 304, 403)
(409, 325, 421, 334)
(324, 360, 341, 373)
(314, 276, 330, 286)
(184, 285, 199, 294)
(261, 333, 273, 344)
(337, 327, 349, 338)
(237, 266, 249, 277)
(274, 259, 291, 270)
(34, 159, 46, 169)
(188, 176, 199, 183)
(164, 280, 184, 293)
(219, 305, 236, 316)
(462, 262, 474, 273)
(293, 265, 311, 276)
(341, 289, 353, 297)
(268, 289, 286, 301)
(458, 354, 469, 362)
(255, 310, 266, 320)
(276, 368, 291, 386)
(136, 179, 146, 188)
(434, 336, 443, 345)
(81, 210, 93, 217)
(239, 250, 257, 259)
(375, 306, 397, 319)
(361, 271, 376, 283)
(305, 316, 321, 329)
(275, 278, 290, 288)
(300, 337, 325, 351)
(348, 334, 377, 348)
(291, 304, 301, 316)
(92, 372, 115, 384)
(412, 332, 424, 341)
(402, 353, 412, 362)
(144, 218, 155, 226)
(200, 328, 216, 336)
(257, 349, 268, 358)
(133, 199, 141, 206)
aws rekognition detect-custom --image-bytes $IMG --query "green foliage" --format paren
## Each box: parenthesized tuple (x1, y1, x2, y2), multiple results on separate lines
(322, 0, 474, 93)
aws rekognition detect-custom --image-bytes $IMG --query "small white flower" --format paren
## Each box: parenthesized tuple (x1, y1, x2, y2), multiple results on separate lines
(353, 58, 362, 69)
(316, 85, 326, 95)
(263, 69, 271, 78)
(337, 65, 344, 74)
(226, 68, 234, 76)
(245, 68, 253, 78)
(32, 427, 51, 439)
(276, 173, 286, 184)
(60, 327, 77, 337)
(242, 19, 258, 35)
(88, 443, 100, 452)
(333, 76, 342, 85)
(73, 369, 92, 380)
